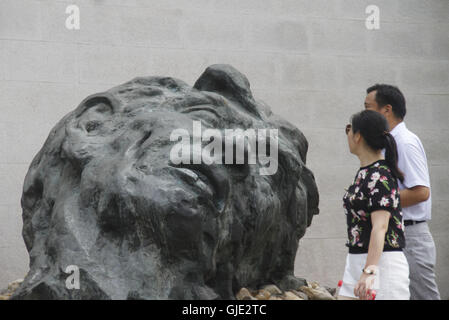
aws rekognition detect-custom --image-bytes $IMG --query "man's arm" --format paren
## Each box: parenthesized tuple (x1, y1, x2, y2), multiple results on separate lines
(397, 141, 431, 209)
(400, 185, 430, 208)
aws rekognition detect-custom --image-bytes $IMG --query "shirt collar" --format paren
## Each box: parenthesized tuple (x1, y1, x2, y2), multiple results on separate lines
(390, 121, 406, 138)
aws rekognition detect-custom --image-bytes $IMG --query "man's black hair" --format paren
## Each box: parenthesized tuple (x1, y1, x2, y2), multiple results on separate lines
(367, 84, 406, 120)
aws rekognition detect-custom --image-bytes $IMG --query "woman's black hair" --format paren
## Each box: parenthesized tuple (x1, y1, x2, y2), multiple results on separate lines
(350, 110, 404, 183)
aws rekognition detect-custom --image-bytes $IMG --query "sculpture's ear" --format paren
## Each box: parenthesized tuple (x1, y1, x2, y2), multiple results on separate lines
(193, 64, 261, 118)
(73, 92, 122, 118)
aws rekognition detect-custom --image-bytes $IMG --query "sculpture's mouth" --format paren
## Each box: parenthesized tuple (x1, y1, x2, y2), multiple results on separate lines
(170, 162, 230, 215)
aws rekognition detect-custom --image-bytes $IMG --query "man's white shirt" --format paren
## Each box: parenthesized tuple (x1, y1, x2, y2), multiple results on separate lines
(385, 122, 432, 221)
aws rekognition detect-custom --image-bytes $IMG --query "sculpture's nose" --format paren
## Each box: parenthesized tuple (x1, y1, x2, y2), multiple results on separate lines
(168, 161, 231, 215)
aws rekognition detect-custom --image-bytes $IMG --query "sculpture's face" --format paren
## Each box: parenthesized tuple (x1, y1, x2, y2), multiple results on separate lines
(17, 65, 319, 299)
(65, 81, 247, 267)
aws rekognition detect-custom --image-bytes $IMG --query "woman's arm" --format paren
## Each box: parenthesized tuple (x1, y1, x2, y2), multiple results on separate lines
(354, 210, 390, 299)
(365, 210, 390, 266)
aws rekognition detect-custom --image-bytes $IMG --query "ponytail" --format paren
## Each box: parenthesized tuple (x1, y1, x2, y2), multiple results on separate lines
(383, 132, 404, 183)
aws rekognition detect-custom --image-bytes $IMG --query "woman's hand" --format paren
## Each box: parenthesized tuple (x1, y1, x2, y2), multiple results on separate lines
(354, 271, 376, 300)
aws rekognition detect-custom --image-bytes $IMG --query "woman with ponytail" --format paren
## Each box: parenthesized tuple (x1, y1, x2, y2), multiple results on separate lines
(338, 110, 410, 300)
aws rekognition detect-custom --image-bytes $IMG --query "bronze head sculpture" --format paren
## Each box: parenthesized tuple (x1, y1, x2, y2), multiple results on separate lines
(13, 64, 319, 299)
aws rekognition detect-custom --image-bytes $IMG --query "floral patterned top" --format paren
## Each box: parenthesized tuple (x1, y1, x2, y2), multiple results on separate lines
(343, 159, 405, 253)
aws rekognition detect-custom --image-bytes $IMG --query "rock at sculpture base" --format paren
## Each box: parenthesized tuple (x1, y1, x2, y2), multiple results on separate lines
(0, 279, 23, 300)
(235, 281, 337, 300)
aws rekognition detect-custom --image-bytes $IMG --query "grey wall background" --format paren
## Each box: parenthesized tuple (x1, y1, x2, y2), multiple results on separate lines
(1, 0, 448, 298)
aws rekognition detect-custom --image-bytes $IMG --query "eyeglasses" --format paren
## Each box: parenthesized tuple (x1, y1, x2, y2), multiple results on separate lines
(345, 124, 352, 135)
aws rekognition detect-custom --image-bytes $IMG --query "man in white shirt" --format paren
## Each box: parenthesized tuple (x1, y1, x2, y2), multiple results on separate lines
(364, 84, 440, 300)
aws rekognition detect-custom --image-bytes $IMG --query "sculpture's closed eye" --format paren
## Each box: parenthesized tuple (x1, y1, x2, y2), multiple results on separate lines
(181, 105, 222, 127)
(85, 120, 102, 133)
